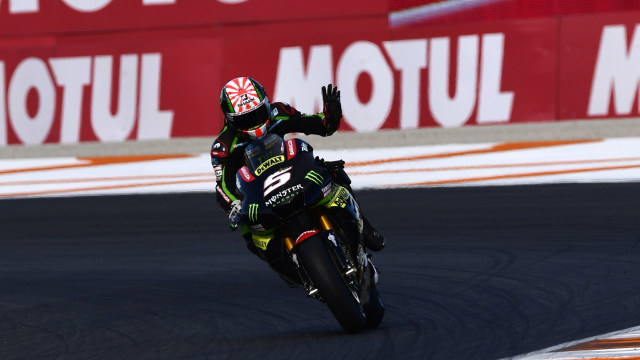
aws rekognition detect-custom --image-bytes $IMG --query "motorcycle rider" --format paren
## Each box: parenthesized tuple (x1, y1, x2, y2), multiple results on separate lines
(210, 77, 385, 277)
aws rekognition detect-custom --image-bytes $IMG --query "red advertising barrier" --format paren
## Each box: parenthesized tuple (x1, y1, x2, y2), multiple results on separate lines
(559, 12, 640, 120)
(0, 0, 384, 36)
(0, 0, 640, 146)
(0, 28, 223, 145)
(247, 17, 557, 132)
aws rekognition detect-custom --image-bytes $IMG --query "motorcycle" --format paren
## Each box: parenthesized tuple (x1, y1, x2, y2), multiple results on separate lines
(233, 132, 384, 333)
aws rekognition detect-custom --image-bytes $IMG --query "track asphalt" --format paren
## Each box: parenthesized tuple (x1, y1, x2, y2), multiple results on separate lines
(1, 184, 639, 359)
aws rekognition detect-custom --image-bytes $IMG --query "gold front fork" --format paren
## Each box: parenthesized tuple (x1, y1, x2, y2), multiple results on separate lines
(284, 212, 334, 252)
(318, 213, 334, 231)
(284, 234, 295, 251)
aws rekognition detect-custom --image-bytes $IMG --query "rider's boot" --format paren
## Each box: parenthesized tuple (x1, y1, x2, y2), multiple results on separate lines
(316, 158, 386, 251)
(319, 157, 386, 252)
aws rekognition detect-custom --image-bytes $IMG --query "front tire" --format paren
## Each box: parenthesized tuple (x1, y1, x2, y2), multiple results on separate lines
(364, 282, 385, 328)
(296, 235, 367, 333)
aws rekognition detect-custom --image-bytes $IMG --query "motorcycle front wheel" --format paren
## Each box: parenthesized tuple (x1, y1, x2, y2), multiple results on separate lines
(364, 281, 385, 328)
(297, 234, 367, 333)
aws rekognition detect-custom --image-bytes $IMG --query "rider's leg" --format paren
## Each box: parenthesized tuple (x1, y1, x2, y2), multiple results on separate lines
(319, 158, 386, 252)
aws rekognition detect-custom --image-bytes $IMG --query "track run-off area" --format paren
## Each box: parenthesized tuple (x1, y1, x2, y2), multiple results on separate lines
(1, 136, 639, 359)
(1, 137, 640, 198)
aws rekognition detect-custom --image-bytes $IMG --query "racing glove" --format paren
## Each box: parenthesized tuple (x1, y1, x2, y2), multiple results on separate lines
(229, 199, 242, 230)
(322, 84, 342, 135)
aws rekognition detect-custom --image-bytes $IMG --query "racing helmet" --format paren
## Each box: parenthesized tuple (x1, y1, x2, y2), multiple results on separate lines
(220, 77, 271, 139)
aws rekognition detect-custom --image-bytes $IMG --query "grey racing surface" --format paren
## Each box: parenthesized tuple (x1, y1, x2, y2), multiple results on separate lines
(1, 184, 640, 360)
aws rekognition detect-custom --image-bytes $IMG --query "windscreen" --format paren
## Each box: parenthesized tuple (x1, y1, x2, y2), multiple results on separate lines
(244, 134, 286, 175)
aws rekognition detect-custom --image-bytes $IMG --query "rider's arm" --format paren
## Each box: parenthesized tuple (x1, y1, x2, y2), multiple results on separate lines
(210, 131, 241, 214)
(270, 102, 340, 137)
(270, 84, 341, 137)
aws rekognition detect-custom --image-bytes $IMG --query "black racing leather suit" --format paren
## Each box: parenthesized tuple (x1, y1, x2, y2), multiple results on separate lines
(210, 102, 334, 215)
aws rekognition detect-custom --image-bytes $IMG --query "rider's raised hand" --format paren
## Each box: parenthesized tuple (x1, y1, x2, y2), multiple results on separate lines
(321, 84, 342, 135)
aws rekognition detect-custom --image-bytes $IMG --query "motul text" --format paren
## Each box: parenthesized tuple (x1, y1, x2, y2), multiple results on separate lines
(0, 53, 172, 145)
(274, 33, 514, 132)
(588, 24, 640, 117)
(0, 0, 246, 14)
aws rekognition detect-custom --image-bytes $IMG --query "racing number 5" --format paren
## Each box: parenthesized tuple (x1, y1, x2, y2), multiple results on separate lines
(264, 168, 291, 196)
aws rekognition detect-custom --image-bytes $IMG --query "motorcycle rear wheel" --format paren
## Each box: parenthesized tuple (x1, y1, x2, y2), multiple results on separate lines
(297, 235, 367, 333)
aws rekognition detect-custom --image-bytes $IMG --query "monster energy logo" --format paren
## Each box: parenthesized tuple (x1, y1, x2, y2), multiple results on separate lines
(249, 203, 259, 222)
(305, 170, 323, 185)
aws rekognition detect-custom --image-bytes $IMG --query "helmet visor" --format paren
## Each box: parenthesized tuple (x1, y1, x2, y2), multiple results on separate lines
(227, 100, 271, 132)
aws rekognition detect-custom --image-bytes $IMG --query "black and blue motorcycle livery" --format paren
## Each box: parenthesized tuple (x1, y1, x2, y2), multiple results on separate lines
(234, 133, 384, 333)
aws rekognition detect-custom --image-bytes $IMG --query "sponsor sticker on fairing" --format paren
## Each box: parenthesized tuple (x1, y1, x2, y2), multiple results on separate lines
(255, 155, 285, 176)
(322, 183, 332, 197)
(295, 229, 319, 245)
(265, 184, 303, 206)
(286, 139, 297, 159)
(239, 166, 255, 182)
(249, 224, 267, 232)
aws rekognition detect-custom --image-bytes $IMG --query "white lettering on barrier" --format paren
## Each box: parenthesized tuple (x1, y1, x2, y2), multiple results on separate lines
(0, 62, 5, 145)
(274, 46, 332, 116)
(4, 0, 38, 13)
(337, 41, 394, 132)
(141, 0, 176, 4)
(63, 0, 111, 12)
(50, 57, 91, 143)
(383, 39, 427, 129)
(91, 55, 138, 142)
(0, 53, 173, 145)
(0, 0, 255, 14)
(138, 54, 174, 140)
(274, 33, 514, 132)
(478, 33, 513, 124)
(588, 24, 640, 116)
(429, 35, 478, 128)
(8, 58, 56, 145)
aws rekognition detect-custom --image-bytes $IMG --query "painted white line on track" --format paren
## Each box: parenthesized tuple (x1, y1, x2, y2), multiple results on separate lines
(504, 325, 640, 359)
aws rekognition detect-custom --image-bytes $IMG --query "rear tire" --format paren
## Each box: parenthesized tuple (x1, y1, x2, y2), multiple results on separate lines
(297, 235, 367, 333)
